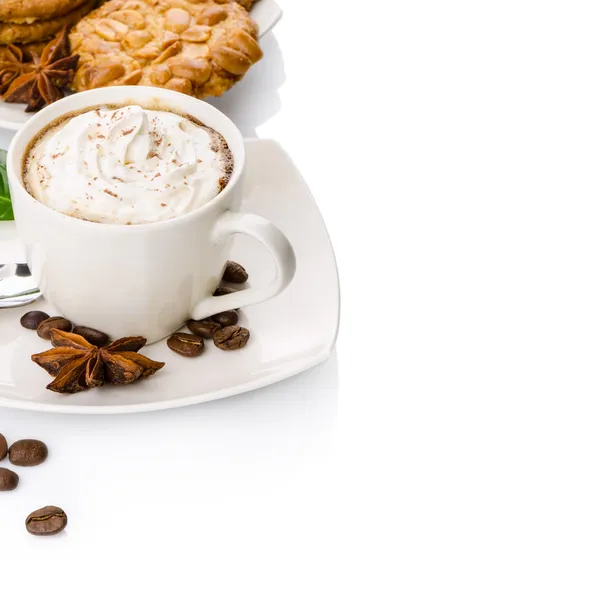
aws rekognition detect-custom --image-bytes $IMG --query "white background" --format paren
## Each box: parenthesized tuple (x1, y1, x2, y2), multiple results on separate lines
(2, 0, 600, 597)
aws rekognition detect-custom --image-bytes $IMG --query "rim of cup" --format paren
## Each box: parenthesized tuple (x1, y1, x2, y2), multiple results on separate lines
(7, 86, 246, 231)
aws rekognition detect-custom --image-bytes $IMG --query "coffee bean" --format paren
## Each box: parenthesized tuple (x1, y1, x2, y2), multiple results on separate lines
(0, 467, 18, 491)
(213, 286, 236, 296)
(223, 261, 248, 284)
(25, 506, 67, 536)
(20, 310, 50, 330)
(213, 325, 250, 350)
(9, 439, 48, 466)
(0, 433, 6, 461)
(211, 310, 239, 327)
(73, 326, 109, 347)
(187, 319, 221, 339)
(37, 317, 72, 340)
(167, 332, 205, 357)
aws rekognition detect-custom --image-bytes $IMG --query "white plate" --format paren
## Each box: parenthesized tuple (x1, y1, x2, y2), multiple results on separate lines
(0, 0, 283, 131)
(252, 0, 283, 38)
(0, 139, 339, 414)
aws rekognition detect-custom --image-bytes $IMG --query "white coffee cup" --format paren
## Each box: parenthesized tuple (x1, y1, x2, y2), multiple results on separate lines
(7, 87, 296, 343)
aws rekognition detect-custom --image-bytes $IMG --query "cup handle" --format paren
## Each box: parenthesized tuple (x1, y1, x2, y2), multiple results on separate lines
(190, 211, 296, 320)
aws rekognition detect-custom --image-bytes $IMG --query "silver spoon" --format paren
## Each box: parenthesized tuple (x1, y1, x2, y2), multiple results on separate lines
(0, 263, 42, 308)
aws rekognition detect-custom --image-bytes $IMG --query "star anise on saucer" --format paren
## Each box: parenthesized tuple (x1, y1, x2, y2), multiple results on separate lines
(32, 329, 165, 394)
(3, 28, 79, 112)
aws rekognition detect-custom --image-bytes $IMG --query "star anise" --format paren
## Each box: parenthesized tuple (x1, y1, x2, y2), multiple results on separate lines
(3, 28, 79, 112)
(0, 44, 33, 95)
(32, 329, 165, 394)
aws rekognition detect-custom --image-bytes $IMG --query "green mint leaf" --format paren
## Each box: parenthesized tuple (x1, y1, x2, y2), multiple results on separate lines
(0, 149, 13, 221)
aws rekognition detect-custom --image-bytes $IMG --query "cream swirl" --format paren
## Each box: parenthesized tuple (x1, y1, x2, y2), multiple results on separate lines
(24, 105, 232, 225)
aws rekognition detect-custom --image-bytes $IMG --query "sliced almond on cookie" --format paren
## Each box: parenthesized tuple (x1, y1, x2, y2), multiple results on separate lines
(149, 64, 172, 84)
(124, 29, 153, 49)
(180, 25, 211, 43)
(164, 77, 192, 94)
(197, 5, 227, 26)
(170, 56, 212, 84)
(211, 46, 252, 76)
(228, 29, 262, 63)
(165, 8, 191, 33)
(83, 64, 126, 89)
(111, 9, 146, 30)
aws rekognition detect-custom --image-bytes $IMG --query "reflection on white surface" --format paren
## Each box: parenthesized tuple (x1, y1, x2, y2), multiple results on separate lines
(0, 352, 338, 572)
(0, 351, 338, 477)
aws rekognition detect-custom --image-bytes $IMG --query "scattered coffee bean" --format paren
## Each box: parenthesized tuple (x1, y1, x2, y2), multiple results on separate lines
(167, 332, 205, 357)
(9, 439, 48, 467)
(0, 467, 18, 491)
(0, 433, 6, 461)
(223, 261, 248, 284)
(73, 326, 109, 347)
(211, 310, 239, 327)
(213, 286, 236, 296)
(187, 319, 222, 339)
(214, 325, 250, 350)
(25, 506, 67, 536)
(37, 316, 72, 340)
(20, 310, 50, 330)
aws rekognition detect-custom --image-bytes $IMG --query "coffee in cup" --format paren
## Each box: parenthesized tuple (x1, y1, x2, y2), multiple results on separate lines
(23, 104, 233, 225)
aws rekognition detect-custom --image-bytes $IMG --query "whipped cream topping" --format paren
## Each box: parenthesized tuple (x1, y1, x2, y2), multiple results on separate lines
(24, 105, 232, 225)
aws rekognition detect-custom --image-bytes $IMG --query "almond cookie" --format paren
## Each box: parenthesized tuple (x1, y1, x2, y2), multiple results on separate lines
(69, 0, 262, 98)
(231, 0, 255, 9)
(0, 0, 97, 44)
(0, 0, 93, 23)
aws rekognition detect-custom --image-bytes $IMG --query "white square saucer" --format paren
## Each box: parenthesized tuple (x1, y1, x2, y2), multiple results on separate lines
(0, 139, 339, 413)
